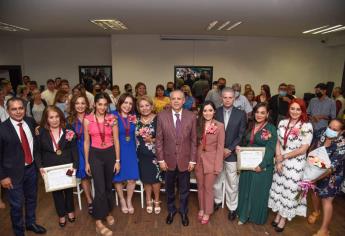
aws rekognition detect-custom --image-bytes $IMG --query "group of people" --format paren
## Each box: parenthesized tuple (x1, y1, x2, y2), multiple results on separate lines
(0, 75, 344, 236)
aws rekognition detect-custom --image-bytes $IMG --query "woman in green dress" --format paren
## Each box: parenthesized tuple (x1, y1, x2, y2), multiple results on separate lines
(237, 102, 277, 225)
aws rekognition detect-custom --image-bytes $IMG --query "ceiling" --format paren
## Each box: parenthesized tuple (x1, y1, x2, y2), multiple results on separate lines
(0, 0, 344, 38)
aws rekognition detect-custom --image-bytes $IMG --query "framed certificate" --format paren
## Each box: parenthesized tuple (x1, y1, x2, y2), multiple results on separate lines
(237, 147, 265, 170)
(43, 164, 77, 192)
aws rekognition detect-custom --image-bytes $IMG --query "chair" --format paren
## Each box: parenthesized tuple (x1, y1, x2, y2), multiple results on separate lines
(115, 180, 144, 208)
(73, 178, 95, 210)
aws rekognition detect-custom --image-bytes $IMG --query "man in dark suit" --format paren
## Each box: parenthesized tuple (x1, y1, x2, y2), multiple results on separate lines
(156, 90, 197, 226)
(213, 87, 247, 221)
(0, 97, 46, 236)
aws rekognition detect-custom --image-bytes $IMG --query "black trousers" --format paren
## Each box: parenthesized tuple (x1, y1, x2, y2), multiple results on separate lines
(89, 146, 115, 220)
(52, 188, 74, 217)
(8, 164, 37, 236)
(165, 168, 190, 214)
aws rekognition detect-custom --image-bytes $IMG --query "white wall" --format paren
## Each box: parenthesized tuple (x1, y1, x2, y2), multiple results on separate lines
(0, 37, 23, 65)
(21, 37, 112, 87)
(111, 35, 345, 97)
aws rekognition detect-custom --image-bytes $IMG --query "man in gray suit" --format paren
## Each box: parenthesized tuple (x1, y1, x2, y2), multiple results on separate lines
(156, 90, 197, 226)
(213, 87, 247, 221)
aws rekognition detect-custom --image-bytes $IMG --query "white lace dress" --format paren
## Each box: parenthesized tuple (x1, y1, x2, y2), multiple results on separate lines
(268, 119, 313, 220)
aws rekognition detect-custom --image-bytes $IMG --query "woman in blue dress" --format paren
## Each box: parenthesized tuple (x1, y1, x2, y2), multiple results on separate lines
(308, 118, 345, 236)
(112, 93, 139, 214)
(67, 94, 93, 214)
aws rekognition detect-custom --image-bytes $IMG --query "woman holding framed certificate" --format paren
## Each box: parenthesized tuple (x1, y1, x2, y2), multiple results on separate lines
(237, 102, 277, 225)
(195, 101, 225, 224)
(36, 106, 79, 227)
(84, 93, 120, 236)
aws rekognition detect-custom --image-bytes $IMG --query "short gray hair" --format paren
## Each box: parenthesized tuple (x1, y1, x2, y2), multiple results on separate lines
(170, 89, 185, 99)
(222, 87, 235, 96)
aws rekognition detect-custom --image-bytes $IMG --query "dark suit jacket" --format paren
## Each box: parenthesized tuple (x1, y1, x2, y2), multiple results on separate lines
(0, 117, 39, 184)
(216, 106, 247, 162)
(156, 109, 197, 172)
(35, 128, 78, 169)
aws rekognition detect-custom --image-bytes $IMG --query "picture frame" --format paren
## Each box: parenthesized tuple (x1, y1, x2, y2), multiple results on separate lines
(78, 65, 112, 92)
(174, 66, 213, 101)
(42, 163, 77, 192)
(237, 147, 266, 170)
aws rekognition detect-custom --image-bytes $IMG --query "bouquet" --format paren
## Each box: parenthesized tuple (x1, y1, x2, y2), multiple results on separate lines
(205, 123, 217, 134)
(137, 126, 151, 138)
(65, 129, 76, 141)
(105, 114, 117, 127)
(295, 146, 331, 201)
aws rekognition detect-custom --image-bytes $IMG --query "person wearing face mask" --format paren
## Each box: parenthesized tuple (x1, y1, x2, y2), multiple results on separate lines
(307, 119, 345, 236)
(287, 84, 297, 98)
(307, 83, 336, 132)
(164, 82, 175, 97)
(268, 83, 295, 126)
(205, 77, 226, 109)
(332, 87, 345, 118)
(232, 83, 253, 116)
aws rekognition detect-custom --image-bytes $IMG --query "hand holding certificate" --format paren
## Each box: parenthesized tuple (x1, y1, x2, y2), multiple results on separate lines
(42, 163, 77, 192)
(237, 147, 265, 170)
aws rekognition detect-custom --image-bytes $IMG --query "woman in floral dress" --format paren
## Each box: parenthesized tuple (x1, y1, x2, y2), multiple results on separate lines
(268, 99, 313, 232)
(308, 118, 345, 236)
(136, 95, 162, 214)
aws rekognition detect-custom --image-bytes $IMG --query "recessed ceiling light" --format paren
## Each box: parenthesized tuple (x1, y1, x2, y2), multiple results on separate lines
(90, 19, 127, 30)
(207, 21, 218, 31)
(0, 22, 30, 32)
(217, 21, 231, 30)
(226, 21, 242, 31)
(312, 25, 342, 34)
(303, 25, 329, 34)
(322, 26, 345, 34)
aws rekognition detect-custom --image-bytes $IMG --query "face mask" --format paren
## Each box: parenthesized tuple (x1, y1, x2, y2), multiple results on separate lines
(167, 88, 173, 92)
(279, 90, 287, 97)
(184, 92, 189, 96)
(235, 91, 240, 98)
(292, 91, 296, 95)
(316, 92, 323, 98)
(325, 127, 338, 139)
(218, 84, 225, 91)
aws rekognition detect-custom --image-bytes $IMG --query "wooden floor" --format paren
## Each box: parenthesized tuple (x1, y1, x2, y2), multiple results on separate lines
(1, 182, 345, 236)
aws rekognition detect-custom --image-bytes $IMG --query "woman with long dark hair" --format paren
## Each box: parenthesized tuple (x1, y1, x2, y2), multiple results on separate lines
(256, 84, 271, 103)
(67, 94, 93, 214)
(112, 93, 140, 214)
(36, 106, 78, 227)
(237, 102, 277, 225)
(84, 92, 120, 236)
(195, 101, 224, 224)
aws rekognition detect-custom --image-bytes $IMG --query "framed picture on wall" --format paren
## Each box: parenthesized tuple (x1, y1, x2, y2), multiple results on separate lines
(78, 65, 112, 92)
(174, 65, 213, 101)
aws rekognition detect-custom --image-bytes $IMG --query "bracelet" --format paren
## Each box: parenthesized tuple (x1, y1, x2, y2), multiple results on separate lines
(116, 160, 120, 163)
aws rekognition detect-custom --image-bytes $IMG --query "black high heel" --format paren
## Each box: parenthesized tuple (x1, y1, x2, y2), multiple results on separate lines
(271, 220, 278, 227)
(275, 226, 285, 232)
(88, 203, 93, 215)
(67, 216, 76, 223)
(59, 217, 66, 227)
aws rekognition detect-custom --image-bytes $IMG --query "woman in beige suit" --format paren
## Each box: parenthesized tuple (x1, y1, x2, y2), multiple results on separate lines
(195, 101, 225, 224)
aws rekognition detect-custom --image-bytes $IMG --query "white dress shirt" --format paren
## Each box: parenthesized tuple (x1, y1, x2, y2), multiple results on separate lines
(172, 109, 183, 127)
(10, 118, 34, 164)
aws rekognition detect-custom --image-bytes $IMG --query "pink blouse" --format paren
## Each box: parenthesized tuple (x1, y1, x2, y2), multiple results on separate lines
(85, 113, 116, 149)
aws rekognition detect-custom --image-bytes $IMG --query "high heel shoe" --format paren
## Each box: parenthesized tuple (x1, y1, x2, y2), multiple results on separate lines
(67, 213, 76, 223)
(308, 211, 321, 224)
(59, 217, 66, 227)
(201, 215, 210, 225)
(120, 199, 128, 214)
(146, 200, 153, 214)
(197, 213, 204, 221)
(154, 201, 161, 214)
(106, 215, 115, 226)
(271, 220, 279, 227)
(96, 224, 113, 236)
(127, 200, 134, 214)
(88, 203, 93, 215)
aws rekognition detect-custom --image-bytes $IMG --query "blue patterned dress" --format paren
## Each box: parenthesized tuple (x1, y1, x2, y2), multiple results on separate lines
(312, 128, 345, 198)
(112, 111, 139, 182)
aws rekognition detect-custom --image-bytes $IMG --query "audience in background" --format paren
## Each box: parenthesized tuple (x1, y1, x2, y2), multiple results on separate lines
(26, 89, 47, 124)
(287, 84, 296, 98)
(1, 79, 14, 103)
(0, 85, 9, 122)
(333, 87, 345, 118)
(212, 81, 218, 90)
(109, 85, 121, 112)
(55, 77, 62, 90)
(153, 84, 170, 113)
(54, 90, 69, 117)
(192, 73, 209, 104)
(268, 83, 294, 126)
(41, 79, 57, 105)
(93, 83, 102, 96)
(232, 83, 253, 116)
(244, 84, 252, 95)
(135, 82, 147, 99)
(164, 81, 174, 97)
(22, 75, 31, 86)
(124, 83, 133, 95)
(28, 81, 38, 94)
(182, 85, 196, 111)
(205, 77, 226, 108)
(16, 85, 30, 107)
(244, 89, 257, 109)
(256, 84, 271, 103)
(307, 83, 336, 132)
